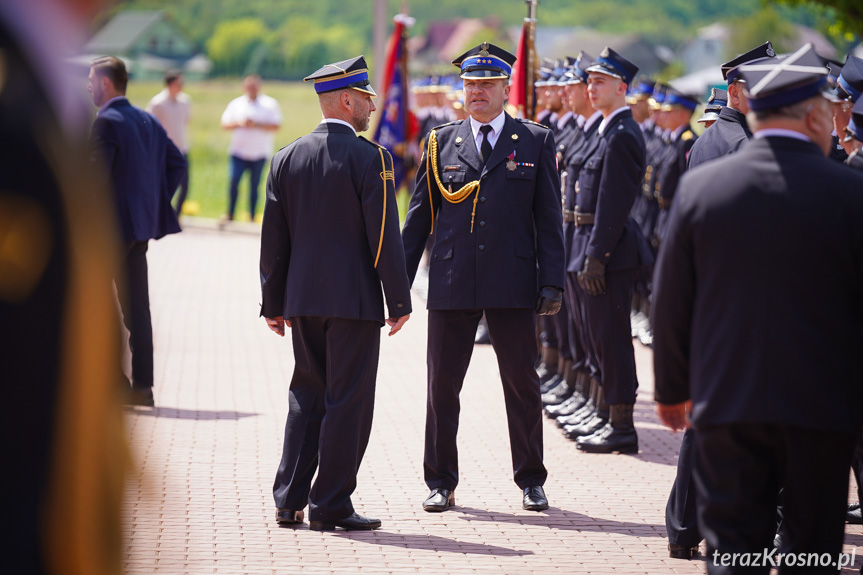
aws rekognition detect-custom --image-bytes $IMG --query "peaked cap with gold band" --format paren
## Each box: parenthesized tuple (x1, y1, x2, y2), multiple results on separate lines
(303, 56, 377, 96)
(451, 42, 517, 80)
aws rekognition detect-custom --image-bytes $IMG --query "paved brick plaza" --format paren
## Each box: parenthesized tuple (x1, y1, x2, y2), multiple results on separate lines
(123, 226, 863, 574)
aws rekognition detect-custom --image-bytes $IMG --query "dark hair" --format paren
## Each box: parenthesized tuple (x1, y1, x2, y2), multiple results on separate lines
(164, 69, 183, 86)
(90, 56, 128, 94)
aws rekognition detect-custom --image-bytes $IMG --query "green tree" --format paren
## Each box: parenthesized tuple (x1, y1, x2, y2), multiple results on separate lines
(775, 0, 863, 36)
(274, 17, 365, 80)
(726, 6, 797, 60)
(206, 18, 272, 76)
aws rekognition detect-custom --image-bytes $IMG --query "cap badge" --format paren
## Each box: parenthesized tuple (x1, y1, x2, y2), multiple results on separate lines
(766, 46, 775, 57)
(480, 42, 490, 56)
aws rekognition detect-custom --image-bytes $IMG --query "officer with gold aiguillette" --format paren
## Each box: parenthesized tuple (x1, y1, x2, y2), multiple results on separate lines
(401, 42, 565, 514)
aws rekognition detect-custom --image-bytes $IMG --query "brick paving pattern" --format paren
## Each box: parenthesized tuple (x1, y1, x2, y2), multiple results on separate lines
(123, 227, 863, 574)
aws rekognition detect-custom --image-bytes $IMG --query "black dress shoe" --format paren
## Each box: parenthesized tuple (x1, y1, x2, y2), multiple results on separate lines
(668, 542, 698, 559)
(523, 486, 548, 511)
(275, 508, 304, 524)
(423, 488, 455, 512)
(126, 386, 154, 407)
(848, 502, 862, 524)
(309, 512, 381, 531)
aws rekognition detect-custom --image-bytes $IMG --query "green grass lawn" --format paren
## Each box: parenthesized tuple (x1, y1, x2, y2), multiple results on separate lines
(126, 79, 412, 222)
(126, 80, 321, 220)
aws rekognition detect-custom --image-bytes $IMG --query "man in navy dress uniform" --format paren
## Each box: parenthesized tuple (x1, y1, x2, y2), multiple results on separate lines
(566, 47, 650, 454)
(654, 44, 863, 574)
(260, 56, 412, 531)
(688, 42, 775, 169)
(401, 42, 565, 513)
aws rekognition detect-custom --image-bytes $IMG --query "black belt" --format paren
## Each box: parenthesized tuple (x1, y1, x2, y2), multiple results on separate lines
(563, 209, 595, 226)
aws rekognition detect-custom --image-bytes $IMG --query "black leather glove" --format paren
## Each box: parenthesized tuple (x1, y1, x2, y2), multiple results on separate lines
(577, 256, 606, 296)
(535, 285, 563, 315)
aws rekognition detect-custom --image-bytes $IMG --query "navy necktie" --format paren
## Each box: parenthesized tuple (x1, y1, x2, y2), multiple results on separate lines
(479, 124, 493, 164)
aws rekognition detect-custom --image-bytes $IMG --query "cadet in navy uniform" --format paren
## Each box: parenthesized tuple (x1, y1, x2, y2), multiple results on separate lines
(542, 52, 596, 414)
(401, 43, 564, 513)
(567, 47, 650, 454)
(553, 54, 608, 432)
(654, 44, 863, 574)
(260, 56, 412, 531)
(834, 55, 863, 160)
(651, 88, 698, 248)
(688, 42, 776, 169)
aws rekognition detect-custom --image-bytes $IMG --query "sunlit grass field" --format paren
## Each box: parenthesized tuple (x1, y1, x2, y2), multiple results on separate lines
(125, 80, 321, 220)
(125, 80, 412, 222)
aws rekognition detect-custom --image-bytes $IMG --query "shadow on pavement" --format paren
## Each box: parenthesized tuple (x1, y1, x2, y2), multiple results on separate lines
(455, 505, 666, 538)
(128, 407, 260, 420)
(334, 530, 534, 556)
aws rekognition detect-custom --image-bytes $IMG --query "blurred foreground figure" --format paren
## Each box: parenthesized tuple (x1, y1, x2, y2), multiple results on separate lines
(0, 0, 127, 573)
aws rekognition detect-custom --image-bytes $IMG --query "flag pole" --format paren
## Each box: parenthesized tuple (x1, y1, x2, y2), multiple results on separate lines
(525, 0, 538, 120)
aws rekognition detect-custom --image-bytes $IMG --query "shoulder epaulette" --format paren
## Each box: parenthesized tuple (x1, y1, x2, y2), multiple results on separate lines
(358, 135, 386, 149)
(517, 118, 550, 129)
(681, 130, 695, 141)
(430, 120, 462, 131)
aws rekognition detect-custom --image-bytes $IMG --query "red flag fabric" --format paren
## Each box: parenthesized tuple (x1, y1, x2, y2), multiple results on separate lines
(507, 21, 530, 118)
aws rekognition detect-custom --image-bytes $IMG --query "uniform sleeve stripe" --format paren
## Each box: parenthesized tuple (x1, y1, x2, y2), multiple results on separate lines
(374, 148, 389, 268)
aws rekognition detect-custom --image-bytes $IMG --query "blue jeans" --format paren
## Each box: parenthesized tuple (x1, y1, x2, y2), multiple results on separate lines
(228, 155, 266, 220)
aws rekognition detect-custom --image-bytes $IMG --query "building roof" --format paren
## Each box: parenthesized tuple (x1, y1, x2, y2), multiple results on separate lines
(85, 11, 164, 54)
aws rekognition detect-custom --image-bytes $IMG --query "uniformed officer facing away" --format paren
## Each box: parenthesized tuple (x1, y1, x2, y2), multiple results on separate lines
(260, 56, 412, 531)
(654, 44, 863, 574)
(401, 42, 565, 513)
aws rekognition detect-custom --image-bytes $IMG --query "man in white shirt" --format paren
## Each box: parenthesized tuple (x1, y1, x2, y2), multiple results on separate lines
(220, 74, 282, 222)
(147, 70, 190, 216)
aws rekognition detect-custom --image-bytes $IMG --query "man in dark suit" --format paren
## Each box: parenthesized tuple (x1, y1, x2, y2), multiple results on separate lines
(88, 56, 186, 407)
(688, 42, 775, 169)
(654, 44, 863, 574)
(260, 56, 411, 531)
(565, 47, 650, 454)
(401, 42, 564, 513)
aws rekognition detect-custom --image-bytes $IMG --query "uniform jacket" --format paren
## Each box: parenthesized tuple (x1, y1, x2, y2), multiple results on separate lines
(260, 122, 412, 324)
(656, 125, 696, 205)
(90, 98, 184, 243)
(562, 118, 599, 262)
(631, 126, 666, 241)
(653, 136, 863, 433)
(569, 108, 649, 273)
(687, 106, 751, 169)
(401, 113, 564, 309)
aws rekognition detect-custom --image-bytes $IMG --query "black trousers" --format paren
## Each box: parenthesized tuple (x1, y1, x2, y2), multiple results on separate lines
(117, 240, 153, 388)
(273, 316, 381, 522)
(695, 424, 854, 575)
(580, 268, 638, 404)
(425, 308, 547, 491)
(565, 270, 595, 376)
(666, 428, 701, 548)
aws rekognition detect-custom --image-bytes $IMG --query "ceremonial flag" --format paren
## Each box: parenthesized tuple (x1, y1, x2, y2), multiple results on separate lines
(508, 20, 530, 118)
(373, 14, 416, 191)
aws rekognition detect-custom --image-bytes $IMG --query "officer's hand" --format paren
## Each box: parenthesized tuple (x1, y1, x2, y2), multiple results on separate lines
(386, 314, 410, 336)
(577, 256, 606, 296)
(265, 316, 288, 336)
(657, 400, 692, 433)
(535, 286, 563, 316)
